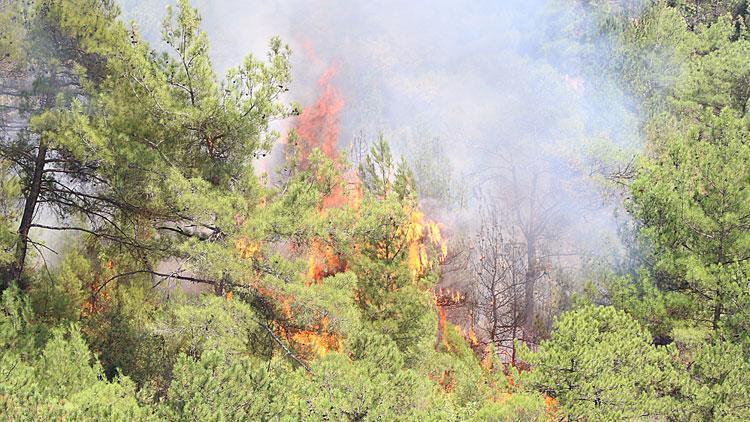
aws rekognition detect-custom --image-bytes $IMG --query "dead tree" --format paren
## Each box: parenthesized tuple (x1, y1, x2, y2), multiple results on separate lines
(471, 142, 564, 345)
(471, 207, 528, 364)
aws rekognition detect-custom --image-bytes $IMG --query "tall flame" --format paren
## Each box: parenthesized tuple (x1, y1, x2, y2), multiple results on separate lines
(402, 210, 449, 280)
(296, 62, 359, 281)
(295, 65, 344, 167)
(289, 53, 451, 360)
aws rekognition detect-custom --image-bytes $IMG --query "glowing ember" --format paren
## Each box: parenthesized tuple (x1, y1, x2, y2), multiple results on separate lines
(437, 369, 456, 392)
(545, 395, 559, 417)
(82, 274, 110, 317)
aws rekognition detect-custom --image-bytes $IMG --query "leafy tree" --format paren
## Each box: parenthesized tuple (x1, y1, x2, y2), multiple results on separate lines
(629, 10, 750, 340)
(632, 110, 750, 335)
(161, 350, 286, 421)
(522, 305, 683, 420)
(0, 287, 152, 419)
(358, 134, 416, 202)
(13, 1, 749, 420)
(683, 340, 750, 419)
(0, 0, 292, 294)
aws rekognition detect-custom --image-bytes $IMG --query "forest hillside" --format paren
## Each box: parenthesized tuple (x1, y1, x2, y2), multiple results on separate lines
(2, 0, 750, 420)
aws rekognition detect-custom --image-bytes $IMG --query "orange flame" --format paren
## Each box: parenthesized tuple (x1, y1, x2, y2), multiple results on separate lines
(467, 326, 479, 347)
(434, 287, 466, 307)
(402, 210, 448, 280)
(307, 240, 347, 283)
(234, 236, 261, 259)
(545, 395, 559, 418)
(295, 63, 360, 281)
(290, 315, 341, 356)
(295, 64, 344, 168)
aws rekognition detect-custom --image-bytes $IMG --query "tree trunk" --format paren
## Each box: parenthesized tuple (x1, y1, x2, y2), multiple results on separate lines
(712, 291, 722, 332)
(523, 239, 537, 342)
(1, 71, 56, 291)
(5, 139, 48, 290)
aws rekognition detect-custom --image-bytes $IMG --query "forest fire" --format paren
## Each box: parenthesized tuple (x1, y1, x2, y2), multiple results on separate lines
(234, 236, 260, 259)
(306, 239, 347, 283)
(293, 59, 451, 359)
(293, 58, 450, 288)
(435, 287, 468, 348)
(401, 210, 449, 280)
(295, 64, 344, 167)
(250, 276, 341, 357)
(289, 315, 341, 357)
(435, 287, 466, 307)
(294, 62, 353, 283)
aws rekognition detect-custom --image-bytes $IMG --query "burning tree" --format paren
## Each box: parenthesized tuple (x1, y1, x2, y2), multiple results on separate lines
(269, 59, 450, 359)
(348, 138, 448, 354)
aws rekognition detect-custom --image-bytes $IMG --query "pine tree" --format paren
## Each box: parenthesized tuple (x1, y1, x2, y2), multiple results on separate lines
(522, 305, 683, 420)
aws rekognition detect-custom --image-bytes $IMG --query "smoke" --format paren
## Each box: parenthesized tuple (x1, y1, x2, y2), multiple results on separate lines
(118, 0, 651, 267)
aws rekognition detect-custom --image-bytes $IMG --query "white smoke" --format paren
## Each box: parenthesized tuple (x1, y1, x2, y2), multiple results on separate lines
(118, 0, 655, 269)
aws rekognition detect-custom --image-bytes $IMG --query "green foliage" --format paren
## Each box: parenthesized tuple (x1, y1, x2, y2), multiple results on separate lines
(161, 350, 285, 421)
(9, 0, 750, 420)
(0, 287, 152, 419)
(358, 134, 416, 202)
(683, 340, 750, 420)
(402, 134, 465, 208)
(628, 4, 750, 343)
(522, 305, 683, 420)
(83, 280, 169, 389)
(289, 352, 448, 420)
(28, 249, 89, 324)
(0, 160, 19, 266)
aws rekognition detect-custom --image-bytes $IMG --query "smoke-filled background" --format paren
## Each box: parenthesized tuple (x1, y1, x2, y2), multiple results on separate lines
(118, 0, 650, 289)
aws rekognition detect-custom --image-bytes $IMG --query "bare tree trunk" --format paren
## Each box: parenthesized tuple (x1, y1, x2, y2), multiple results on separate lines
(7, 139, 48, 289)
(2, 72, 55, 291)
(523, 239, 537, 342)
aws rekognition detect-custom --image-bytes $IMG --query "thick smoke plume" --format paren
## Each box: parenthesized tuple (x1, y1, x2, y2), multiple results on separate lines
(119, 0, 648, 274)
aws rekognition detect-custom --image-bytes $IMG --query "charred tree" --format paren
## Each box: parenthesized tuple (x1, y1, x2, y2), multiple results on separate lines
(472, 208, 528, 363)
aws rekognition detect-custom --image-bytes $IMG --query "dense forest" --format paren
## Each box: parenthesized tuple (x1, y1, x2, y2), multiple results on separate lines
(2, 0, 750, 420)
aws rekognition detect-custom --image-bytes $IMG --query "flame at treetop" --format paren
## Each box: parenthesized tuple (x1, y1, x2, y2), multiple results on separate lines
(295, 64, 344, 167)
(290, 54, 451, 358)
(295, 58, 448, 285)
(295, 61, 358, 283)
